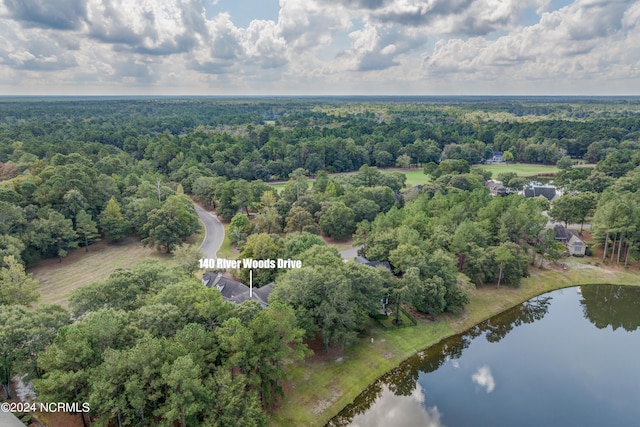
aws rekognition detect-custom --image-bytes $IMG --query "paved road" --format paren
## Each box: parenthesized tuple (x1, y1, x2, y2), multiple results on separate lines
(195, 203, 360, 262)
(340, 244, 363, 260)
(195, 204, 225, 259)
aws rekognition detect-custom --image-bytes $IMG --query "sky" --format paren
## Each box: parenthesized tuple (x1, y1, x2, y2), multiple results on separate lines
(0, 0, 639, 96)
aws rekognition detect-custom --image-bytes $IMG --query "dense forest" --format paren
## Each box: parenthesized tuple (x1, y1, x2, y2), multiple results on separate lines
(2, 97, 640, 426)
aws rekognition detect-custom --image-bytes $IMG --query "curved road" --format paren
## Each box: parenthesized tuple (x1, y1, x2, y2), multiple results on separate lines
(195, 202, 362, 261)
(195, 204, 225, 259)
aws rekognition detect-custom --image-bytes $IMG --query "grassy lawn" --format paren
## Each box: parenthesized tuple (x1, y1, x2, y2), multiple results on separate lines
(268, 181, 288, 193)
(267, 164, 563, 194)
(271, 258, 640, 427)
(216, 222, 238, 259)
(31, 220, 206, 307)
(473, 163, 559, 177)
(394, 168, 430, 187)
(266, 167, 429, 192)
(30, 237, 172, 308)
(375, 309, 414, 329)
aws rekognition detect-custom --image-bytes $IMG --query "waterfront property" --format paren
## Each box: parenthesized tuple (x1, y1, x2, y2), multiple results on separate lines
(553, 224, 586, 256)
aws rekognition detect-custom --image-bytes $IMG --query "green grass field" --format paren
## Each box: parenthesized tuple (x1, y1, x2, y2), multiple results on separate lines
(267, 164, 563, 193)
(267, 167, 430, 192)
(31, 220, 205, 307)
(398, 168, 431, 187)
(473, 163, 559, 177)
(30, 238, 172, 307)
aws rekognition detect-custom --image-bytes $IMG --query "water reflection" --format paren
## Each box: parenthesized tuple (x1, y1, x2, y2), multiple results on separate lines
(482, 295, 552, 343)
(471, 366, 495, 393)
(329, 286, 640, 426)
(580, 285, 640, 332)
(347, 384, 444, 427)
(329, 294, 552, 426)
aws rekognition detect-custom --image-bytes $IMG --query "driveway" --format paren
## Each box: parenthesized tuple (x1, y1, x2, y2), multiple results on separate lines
(195, 204, 225, 259)
(340, 245, 363, 260)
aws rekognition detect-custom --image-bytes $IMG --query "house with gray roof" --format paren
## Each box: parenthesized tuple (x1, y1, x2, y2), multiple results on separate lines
(553, 224, 586, 256)
(524, 183, 557, 201)
(202, 271, 273, 306)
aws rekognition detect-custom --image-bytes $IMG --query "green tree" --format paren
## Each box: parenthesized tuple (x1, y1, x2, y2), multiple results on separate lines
(0, 235, 25, 266)
(217, 180, 240, 220)
(282, 232, 325, 258)
(0, 201, 25, 235)
(1, 305, 30, 399)
(573, 192, 598, 231)
(319, 202, 356, 241)
(229, 213, 255, 245)
(502, 150, 514, 163)
(246, 303, 310, 409)
(271, 267, 359, 351)
(173, 244, 204, 274)
(254, 207, 281, 234)
(313, 170, 330, 193)
(69, 260, 186, 317)
(395, 154, 411, 168)
(234, 179, 255, 215)
(36, 309, 138, 426)
(62, 189, 88, 225)
(493, 242, 529, 288)
(556, 155, 573, 170)
(284, 206, 317, 233)
(238, 233, 282, 286)
(75, 210, 99, 251)
(0, 305, 69, 399)
(0, 255, 39, 306)
(30, 210, 79, 261)
(549, 195, 577, 227)
(142, 195, 200, 253)
(99, 197, 130, 242)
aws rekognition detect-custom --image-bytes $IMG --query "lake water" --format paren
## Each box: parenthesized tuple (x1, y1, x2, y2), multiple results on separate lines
(329, 285, 640, 427)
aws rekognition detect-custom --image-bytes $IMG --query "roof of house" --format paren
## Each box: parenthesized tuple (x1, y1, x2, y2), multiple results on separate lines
(203, 271, 274, 306)
(553, 224, 584, 245)
(568, 235, 584, 247)
(524, 184, 556, 201)
(485, 180, 507, 194)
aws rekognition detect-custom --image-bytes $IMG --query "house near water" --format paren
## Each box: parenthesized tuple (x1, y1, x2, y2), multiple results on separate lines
(553, 224, 586, 257)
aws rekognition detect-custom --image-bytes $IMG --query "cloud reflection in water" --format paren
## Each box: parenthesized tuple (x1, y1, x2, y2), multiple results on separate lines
(350, 383, 444, 427)
(472, 365, 495, 393)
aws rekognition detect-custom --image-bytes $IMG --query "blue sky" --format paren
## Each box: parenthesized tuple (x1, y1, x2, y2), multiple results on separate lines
(0, 0, 638, 95)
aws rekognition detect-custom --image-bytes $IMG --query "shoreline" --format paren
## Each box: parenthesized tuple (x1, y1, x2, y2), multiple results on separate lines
(270, 259, 640, 426)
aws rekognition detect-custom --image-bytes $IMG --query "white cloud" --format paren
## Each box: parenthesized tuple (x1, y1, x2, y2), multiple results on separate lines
(0, 0, 638, 94)
(472, 366, 496, 393)
(277, 0, 352, 51)
(423, 0, 640, 85)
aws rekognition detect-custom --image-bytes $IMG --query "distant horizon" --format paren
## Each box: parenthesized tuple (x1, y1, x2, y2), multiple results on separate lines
(2, 94, 640, 100)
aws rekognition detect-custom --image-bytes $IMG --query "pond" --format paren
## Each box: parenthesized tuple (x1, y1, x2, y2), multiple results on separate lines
(329, 285, 640, 427)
